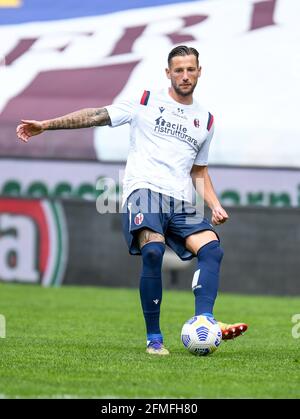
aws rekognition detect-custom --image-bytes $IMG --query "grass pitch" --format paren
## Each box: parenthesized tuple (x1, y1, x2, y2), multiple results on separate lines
(0, 283, 299, 399)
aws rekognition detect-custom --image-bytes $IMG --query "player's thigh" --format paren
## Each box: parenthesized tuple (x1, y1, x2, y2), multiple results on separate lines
(138, 228, 165, 249)
(185, 230, 219, 255)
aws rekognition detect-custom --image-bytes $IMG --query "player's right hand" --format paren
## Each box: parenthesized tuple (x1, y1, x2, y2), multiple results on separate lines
(16, 119, 44, 143)
(211, 206, 229, 225)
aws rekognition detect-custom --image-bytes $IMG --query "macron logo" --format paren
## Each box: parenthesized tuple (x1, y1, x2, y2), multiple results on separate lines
(153, 299, 160, 305)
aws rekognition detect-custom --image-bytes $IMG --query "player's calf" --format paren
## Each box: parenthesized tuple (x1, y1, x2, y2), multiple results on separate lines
(140, 241, 166, 350)
(192, 240, 224, 317)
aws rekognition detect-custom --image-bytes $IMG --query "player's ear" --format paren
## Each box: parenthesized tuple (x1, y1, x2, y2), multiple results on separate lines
(198, 66, 202, 78)
(165, 67, 171, 80)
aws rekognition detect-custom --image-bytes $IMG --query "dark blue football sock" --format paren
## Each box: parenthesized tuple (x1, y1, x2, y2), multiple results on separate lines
(139, 241, 165, 342)
(192, 240, 224, 317)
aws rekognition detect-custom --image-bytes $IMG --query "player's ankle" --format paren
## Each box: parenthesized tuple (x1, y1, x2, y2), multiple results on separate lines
(147, 333, 163, 344)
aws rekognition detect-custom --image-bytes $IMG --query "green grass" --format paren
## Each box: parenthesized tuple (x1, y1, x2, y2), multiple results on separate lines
(0, 283, 300, 399)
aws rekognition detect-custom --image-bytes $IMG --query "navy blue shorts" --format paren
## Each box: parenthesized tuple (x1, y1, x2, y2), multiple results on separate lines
(121, 189, 219, 261)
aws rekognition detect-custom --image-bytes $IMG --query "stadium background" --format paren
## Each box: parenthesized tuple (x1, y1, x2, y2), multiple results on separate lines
(1, 0, 300, 401)
(0, 0, 300, 294)
(0, 0, 299, 294)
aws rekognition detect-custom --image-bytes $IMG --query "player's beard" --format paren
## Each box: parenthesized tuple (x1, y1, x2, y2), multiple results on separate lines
(172, 80, 197, 97)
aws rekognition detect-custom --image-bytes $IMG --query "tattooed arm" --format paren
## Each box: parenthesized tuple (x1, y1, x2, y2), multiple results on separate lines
(16, 107, 111, 142)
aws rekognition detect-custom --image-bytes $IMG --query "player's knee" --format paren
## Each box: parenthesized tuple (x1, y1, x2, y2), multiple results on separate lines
(211, 242, 224, 263)
(141, 242, 165, 277)
(141, 242, 165, 266)
(197, 240, 224, 266)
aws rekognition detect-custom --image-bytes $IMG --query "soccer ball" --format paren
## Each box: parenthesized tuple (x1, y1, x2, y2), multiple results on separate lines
(181, 315, 222, 356)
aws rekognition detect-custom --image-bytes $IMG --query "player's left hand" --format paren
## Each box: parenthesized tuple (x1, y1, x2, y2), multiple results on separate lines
(211, 206, 229, 225)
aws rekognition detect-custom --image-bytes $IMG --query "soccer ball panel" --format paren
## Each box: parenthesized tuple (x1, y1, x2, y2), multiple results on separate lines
(181, 315, 222, 356)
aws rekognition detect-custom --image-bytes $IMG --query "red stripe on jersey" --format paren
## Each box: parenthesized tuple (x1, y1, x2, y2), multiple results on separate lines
(207, 112, 214, 131)
(140, 90, 150, 105)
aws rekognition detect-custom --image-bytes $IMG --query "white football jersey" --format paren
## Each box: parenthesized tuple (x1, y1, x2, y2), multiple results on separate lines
(106, 89, 214, 205)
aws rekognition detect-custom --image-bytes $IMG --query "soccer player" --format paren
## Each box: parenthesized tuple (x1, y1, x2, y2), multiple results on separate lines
(17, 45, 248, 355)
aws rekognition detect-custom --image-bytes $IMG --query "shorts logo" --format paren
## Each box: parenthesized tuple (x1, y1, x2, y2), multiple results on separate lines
(134, 212, 144, 226)
(194, 119, 200, 128)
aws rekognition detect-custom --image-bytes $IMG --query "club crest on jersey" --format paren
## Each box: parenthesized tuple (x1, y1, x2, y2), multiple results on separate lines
(134, 212, 144, 226)
(194, 119, 200, 128)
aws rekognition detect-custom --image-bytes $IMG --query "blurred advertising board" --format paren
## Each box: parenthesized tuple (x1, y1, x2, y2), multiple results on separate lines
(1, 197, 299, 295)
(0, 159, 299, 207)
(0, 198, 68, 286)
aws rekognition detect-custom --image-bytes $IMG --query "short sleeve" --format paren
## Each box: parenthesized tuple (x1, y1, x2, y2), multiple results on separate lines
(106, 98, 137, 127)
(193, 123, 214, 166)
